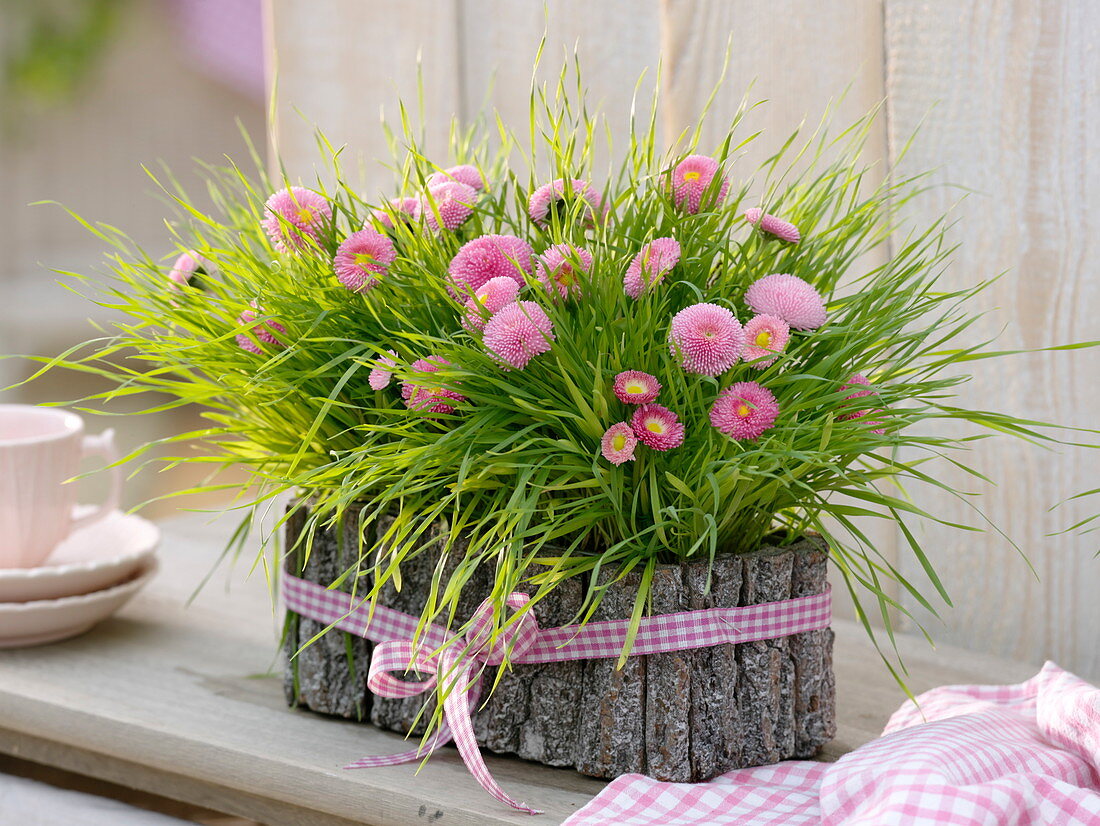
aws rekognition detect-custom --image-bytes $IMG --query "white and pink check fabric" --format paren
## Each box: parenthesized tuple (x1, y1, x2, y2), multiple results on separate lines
(282, 572, 832, 814)
(564, 662, 1100, 825)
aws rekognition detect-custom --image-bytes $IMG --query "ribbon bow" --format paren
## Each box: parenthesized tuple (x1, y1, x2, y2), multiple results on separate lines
(345, 593, 542, 815)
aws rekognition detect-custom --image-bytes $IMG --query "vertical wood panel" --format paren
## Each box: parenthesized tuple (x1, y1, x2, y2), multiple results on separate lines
(885, 0, 1100, 678)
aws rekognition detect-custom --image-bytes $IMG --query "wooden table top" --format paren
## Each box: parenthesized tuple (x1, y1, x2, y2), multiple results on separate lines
(0, 514, 1038, 826)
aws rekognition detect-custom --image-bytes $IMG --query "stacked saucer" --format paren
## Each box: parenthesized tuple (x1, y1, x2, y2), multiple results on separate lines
(0, 510, 159, 648)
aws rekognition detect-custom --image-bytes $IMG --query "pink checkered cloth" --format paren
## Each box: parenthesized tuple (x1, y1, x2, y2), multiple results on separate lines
(564, 662, 1100, 825)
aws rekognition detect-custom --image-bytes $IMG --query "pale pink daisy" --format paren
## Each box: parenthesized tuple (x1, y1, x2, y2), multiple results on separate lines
(744, 273, 827, 331)
(262, 187, 331, 253)
(741, 314, 791, 368)
(427, 164, 485, 191)
(668, 303, 744, 377)
(332, 229, 397, 292)
(710, 382, 780, 441)
(600, 422, 637, 466)
(369, 197, 420, 231)
(235, 303, 286, 354)
(838, 374, 886, 434)
(369, 350, 398, 391)
(482, 301, 555, 370)
(624, 237, 681, 299)
(419, 181, 478, 232)
(448, 234, 534, 297)
(462, 276, 521, 332)
(536, 244, 592, 301)
(168, 250, 212, 289)
(744, 208, 801, 244)
(630, 404, 684, 451)
(401, 356, 465, 414)
(528, 179, 604, 227)
(613, 370, 661, 405)
(666, 155, 729, 214)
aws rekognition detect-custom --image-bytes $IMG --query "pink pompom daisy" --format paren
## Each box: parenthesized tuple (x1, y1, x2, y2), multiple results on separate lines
(838, 374, 886, 434)
(666, 155, 729, 214)
(630, 404, 684, 451)
(710, 382, 780, 441)
(369, 197, 420, 231)
(601, 422, 637, 466)
(669, 303, 744, 377)
(419, 181, 478, 232)
(624, 237, 681, 299)
(235, 303, 286, 354)
(613, 370, 661, 405)
(528, 179, 604, 227)
(482, 301, 555, 370)
(448, 234, 534, 297)
(428, 164, 485, 191)
(462, 276, 521, 332)
(168, 250, 213, 289)
(369, 350, 398, 391)
(536, 244, 592, 301)
(333, 229, 397, 292)
(744, 273, 827, 331)
(741, 314, 791, 368)
(262, 187, 331, 253)
(401, 356, 465, 414)
(744, 208, 801, 244)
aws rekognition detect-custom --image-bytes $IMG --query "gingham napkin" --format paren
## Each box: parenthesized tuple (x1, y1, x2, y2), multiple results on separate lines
(564, 662, 1100, 825)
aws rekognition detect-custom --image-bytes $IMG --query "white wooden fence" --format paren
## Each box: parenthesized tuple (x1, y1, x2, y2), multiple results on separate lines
(269, 0, 1099, 678)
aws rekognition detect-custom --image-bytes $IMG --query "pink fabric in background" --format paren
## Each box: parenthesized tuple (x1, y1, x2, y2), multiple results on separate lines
(565, 662, 1100, 825)
(167, 0, 265, 100)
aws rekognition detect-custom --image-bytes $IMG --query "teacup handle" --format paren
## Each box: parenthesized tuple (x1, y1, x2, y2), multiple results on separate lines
(70, 429, 122, 532)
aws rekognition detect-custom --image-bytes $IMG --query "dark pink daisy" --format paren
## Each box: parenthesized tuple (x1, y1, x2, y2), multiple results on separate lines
(333, 229, 397, 292)
(613, 370, 661, 405)
(482, 301, 555, 370)
(666, 155, 729, 214)
(624, 237, 680, 299)
(168, 250, 212, 289)
(668, 303, 744, 377)
(235, 303, 286, 354)
(744, 273, 827, 331)
(262, 187, 331, 253)
(630, 404, 684, 451)
(528, 179, 604, 227)
(838, 374, 886, 434)
(744, 208, 801, 243)
(462, 276, 521, 332)
(369, 197, 420, 231)
(447, 234, 534, 297)
(710, 382, 780, 441)
(419, 181, 478, 232)
(401, 356, 465, 414)
(536, 244, 592, 301)
(369, 350, 398, 391)
(601, 422, 637, 466)
(741, 314, 791, 368)
(427, 164, 485, 191)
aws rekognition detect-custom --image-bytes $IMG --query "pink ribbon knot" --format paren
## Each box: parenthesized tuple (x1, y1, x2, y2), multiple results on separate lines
(345, 593, 543, 815)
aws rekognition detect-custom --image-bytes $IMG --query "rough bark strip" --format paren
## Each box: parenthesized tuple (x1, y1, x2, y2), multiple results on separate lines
(644, 564, 692, 780)
(684, 553, 743, 781)
(284, 502, 373, 720)
(473, 567, 585, 766)
(736, 547, 794, 767)
(575, 566, 647, 778)
(789, 535, 837, 757)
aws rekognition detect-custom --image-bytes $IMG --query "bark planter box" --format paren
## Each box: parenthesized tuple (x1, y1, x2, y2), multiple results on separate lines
(283, 502, 836, 782)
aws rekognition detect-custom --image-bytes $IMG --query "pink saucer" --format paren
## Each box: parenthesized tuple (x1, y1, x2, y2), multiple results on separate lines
(0, 510, 159, 603)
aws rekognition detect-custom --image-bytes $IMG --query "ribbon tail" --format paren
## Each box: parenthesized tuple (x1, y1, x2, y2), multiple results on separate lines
(342, 721, 455, 770)
(439, 650, 543, 815)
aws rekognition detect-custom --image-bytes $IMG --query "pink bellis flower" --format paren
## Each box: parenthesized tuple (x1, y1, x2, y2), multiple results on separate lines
(624, 237, 680, 299)
(669, 302, 744, 377)
(666, 155, 729, 214)
(838, 374, 886, 434)
(167, 250, 213, 289)
(369, 197, 420, 232)
(462, 276, 521, 332)
(262, 187, 331, 253)
(741, 314, 791, 368)
(528, 179, 604, 227)
(710, 382, 780, 441)
(428, 164, 485, 191)
(744, 208, 801, 244)
(448, 234, 534, 298)
(601, 422, 637, 466)
(235, 303, 286, 354)
(332, 229, 397, 292)
(419, 181, 478, 232)
(613, 370, 661, 405)
(401, 356, 465, 415)
(369, 350, 399, 391)
(744, 273, 827, 331)
(536, 244, 592, 301)
(631, 403, 684, 451)
(482, 301, 555, 370)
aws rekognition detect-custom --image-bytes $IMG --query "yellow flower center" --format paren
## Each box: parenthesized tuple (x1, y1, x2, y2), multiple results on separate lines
(353, 252, 376, 267)
(556, 266, 574, 286)
(736, 404, 751, 418)
(476, 291, 490, 304)
(683, 171, 701, 182)
(611, 434, 626, 451)
(297, 207, 316, 223)
(646, 420, 665, 434)
(626, 381, 645, 395)
(754, 330, 772, 347)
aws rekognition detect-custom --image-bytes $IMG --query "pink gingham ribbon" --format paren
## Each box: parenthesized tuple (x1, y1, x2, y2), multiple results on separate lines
(283, 573, 831, 814)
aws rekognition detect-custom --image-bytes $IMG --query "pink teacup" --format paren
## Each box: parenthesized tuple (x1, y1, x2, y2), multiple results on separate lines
(0, 405, 121, 569)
